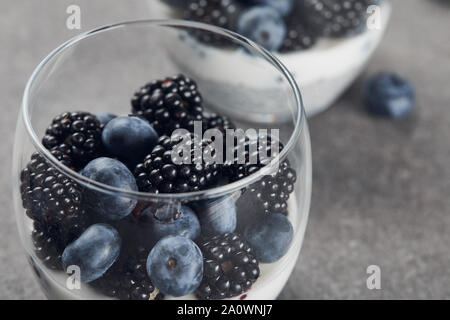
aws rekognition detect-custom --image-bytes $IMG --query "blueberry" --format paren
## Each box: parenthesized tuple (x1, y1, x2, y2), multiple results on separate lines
(190, 193, 238, 236)
(364, 72, 415, 118)
(243, 0, 294, 16)
(139, 204, 201, 243)
(62, 224, 121, 283)
(102, 116, 159, 164)
(80, 157, 138, 221)
(243, 213, 293, 263)
(237, 6, 286, 51)
(146, 236, 203, 297)
(96, 112, 117, 126)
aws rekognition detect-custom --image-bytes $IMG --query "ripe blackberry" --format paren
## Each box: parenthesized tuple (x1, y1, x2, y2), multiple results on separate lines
(131, 74, 204, 137)
(20, 152, 87, 237)
(47, 145, 74, 169)
(134, 134, 220, 193)
(248, 160, 296, 215)
(183, 0, 240, 46)
(32, 222, 63, 271)
(91, 246, 162, 300)
(203, 111, 236, 133)
(196, 233, 260, 300)
(301, 0, 376, 37)
(280, 7, 317, 53)
(223, 134, 283, 182)
(42, 112, 103, 169)
(222, 134, 296, 214)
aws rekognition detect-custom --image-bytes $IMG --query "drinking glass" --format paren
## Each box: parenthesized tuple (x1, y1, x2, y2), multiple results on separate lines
(12, 20, 311, 300)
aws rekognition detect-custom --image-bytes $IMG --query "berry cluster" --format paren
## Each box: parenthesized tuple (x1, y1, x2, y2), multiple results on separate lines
(196, 233, 260, 299)
(21, 152, 87, 247)
(184, 0, 240, 46)
(42, 112, 103, 170)
(91, 246, 162, 300)
(32, 222, 63, 271)
(223, 133, 283, 182)
(300, 0, 379, 38)
(131, 74, 204, 136)
(134, 134, 220, 193)
(247, 160, 296, 215)
(166, 0, 383, 52)
(20, 74, 297, 300)
(203, 111, 236, 133)
(280, 11, 317, 53)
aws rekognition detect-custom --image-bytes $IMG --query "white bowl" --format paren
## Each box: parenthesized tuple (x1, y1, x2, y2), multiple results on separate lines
(147, 1, 391, 119)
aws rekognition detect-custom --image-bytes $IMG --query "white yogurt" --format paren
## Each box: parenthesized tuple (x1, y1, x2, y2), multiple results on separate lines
(147, 1, 391, 118)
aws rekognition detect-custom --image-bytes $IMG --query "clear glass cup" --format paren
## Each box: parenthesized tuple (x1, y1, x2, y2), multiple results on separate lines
(12, 20, 311, 300)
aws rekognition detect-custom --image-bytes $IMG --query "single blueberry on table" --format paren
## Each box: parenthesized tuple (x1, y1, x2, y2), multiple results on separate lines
(189, 193, 239, 236)
(138, 203, 201, 243)
(146, 236, 203, 297)
(102, 116, 159, 165)
(62, 224, 121, 283)
(364, 72, 415, 118)
(237, 6, 286, 52)
(96, 112, 117, 126)
(80, 157, 138, 221)
(243, 213, 293, 263)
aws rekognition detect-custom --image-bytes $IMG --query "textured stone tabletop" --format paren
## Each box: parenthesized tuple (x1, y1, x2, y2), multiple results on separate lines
(1, 0, 449, 299)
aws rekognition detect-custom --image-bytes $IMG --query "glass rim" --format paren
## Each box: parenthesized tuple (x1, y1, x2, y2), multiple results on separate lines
(22, 19, 305, 202)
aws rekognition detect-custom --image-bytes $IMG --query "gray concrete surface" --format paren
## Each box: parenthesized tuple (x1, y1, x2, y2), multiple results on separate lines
(1, 0, 449, 299)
